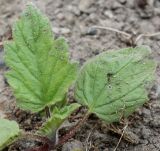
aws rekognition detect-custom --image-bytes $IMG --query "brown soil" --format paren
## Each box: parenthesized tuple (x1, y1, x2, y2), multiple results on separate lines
(0, 0, 160, 151)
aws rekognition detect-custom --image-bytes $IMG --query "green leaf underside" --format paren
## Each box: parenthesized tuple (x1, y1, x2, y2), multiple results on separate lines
(4, 4, 77, 112)
(75, 46, 156, 123)
(0, 119, 20, 150)
(38, 103, 80, 139)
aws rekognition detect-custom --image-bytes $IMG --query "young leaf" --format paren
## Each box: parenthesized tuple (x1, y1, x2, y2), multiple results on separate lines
(75, 46, 156, 123)
(38, 103, 80, 139)
(0, 119, 20, 150)
(4, 4, 77, 112)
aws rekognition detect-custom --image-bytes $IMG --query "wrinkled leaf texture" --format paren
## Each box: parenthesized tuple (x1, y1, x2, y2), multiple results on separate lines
(75, 46, 156, 123)
(4, 4, 77, 112)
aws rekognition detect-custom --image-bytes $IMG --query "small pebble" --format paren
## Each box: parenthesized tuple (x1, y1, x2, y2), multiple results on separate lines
(118, 0, 127, 4)
(61, 28, 71, 34)
(52, 27, 71, 34)
(141, 126, 151, 139)
(62, 140, 84, 151)
(57, 13, 65, 20)
(65, 13, 75, 25)
(86, 27, 97, 35)
(67, 5, 80, 16)
(78, 0, 93, 13)
(111, 1, 122, 10)
(104, 10, 114, 19)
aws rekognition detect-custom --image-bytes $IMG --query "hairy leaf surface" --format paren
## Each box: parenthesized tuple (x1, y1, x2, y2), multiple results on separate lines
(38, 103, 80, 139)
(0, 119, 20, 150)
(75, 46, 156, 123)
(4, 4, 77, 112)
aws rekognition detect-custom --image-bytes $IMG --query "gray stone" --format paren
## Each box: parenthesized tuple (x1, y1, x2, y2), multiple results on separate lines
(86, 27, 97, 35)
(142, 108, 151, 118)
(56, 13, 65, 21)
(62, 140, 84, 151)
(141, 126, 151, 139)
(151, 116, 160, 128)
(52, 27, 71, 34)
(60, 28, 71, 34)
(126, 0, 135, 8)
(78, 0, 94, 13)
(118, 0, 127, 4)
(111, 1, 122, 10)
(67, 5, 81, 16)
(65, 13, 75, 25)
(104, 10, 114, 19)
(52, 27, 60, 34)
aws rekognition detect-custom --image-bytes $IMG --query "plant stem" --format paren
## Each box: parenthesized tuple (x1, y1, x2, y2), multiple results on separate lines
(92, 26, 131, 38)
(113, 123, 128, 151)
(45, 106, 51, 118)
(55, 111, 90, 148)
(135, 32, 160, 44)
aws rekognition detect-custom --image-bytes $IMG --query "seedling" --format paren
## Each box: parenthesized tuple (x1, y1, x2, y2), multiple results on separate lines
(2, 3, 79, 150)
(1, 3, 157, 151)
(58, 45, 156, 147)
(75, 46, 156, 122)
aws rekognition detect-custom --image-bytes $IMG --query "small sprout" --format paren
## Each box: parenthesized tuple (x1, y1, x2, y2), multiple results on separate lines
(4, 4, 78, 112)
(1, 3, 157, 150)
(3, 4, 80, 149)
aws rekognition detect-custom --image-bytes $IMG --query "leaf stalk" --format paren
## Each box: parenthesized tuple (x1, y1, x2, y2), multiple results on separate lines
(55, 111, 90, 148)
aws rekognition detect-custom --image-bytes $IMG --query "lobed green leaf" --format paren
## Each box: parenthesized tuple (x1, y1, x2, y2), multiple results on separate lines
(75, 46, 156, 123)
(4, 4, 77, 112)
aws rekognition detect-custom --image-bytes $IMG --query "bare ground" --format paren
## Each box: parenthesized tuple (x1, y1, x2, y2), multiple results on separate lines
(0, 0, 160, 151)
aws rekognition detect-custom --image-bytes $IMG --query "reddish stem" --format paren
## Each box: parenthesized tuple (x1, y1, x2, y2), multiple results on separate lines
(55, 111, 90, 148)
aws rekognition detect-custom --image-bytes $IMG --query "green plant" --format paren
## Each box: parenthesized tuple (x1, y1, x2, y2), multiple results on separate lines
(2, 3, 79, 150)
(38, 104, 80, 139)
(75, 46, 156, 122)
(4, 4, 77, 112)
(0, 119, 20, 150)
(57, 46, 156, 147)
(1, 3, 157, 151)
